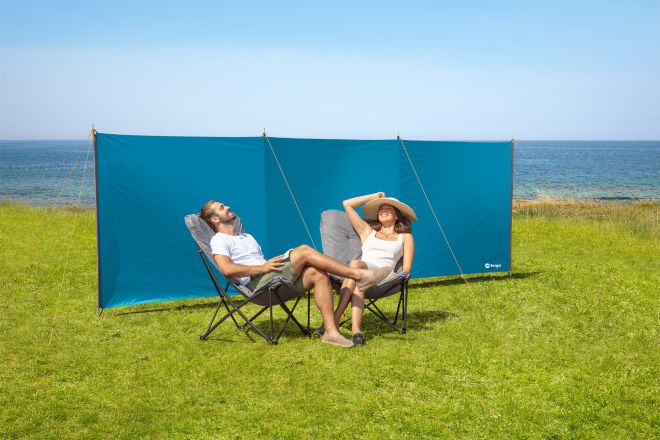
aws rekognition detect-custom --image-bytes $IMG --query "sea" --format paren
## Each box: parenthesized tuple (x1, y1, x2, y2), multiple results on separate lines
(0, 140, 658, 206)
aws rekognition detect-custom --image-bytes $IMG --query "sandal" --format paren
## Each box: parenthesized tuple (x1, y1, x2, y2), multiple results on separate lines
(352, 333, 365, 345)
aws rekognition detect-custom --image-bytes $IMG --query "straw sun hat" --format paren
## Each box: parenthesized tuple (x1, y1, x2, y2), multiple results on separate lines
(362, 197, 417, 222)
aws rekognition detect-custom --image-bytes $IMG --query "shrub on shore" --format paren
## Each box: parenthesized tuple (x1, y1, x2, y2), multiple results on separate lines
(513, 198, 658, 239)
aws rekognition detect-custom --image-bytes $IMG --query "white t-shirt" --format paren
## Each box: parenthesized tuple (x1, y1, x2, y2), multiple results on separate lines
(210, 232, 267, 285)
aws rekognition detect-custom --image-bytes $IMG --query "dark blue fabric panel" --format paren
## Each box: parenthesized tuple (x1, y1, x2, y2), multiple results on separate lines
(400, 141, 512, 277)
(96, 134, 266, 308)
(265, 137, 400, 255)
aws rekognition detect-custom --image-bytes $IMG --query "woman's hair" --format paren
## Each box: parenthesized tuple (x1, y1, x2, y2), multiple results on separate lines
(367, 206, 412, 234)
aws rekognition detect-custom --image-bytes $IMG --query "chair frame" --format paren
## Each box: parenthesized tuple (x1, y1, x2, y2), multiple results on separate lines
(195, 245, 311, 345)
(331, 273, 410, 334)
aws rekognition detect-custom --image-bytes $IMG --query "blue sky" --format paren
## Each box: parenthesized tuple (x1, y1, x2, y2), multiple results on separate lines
(1, 0, 659, 139)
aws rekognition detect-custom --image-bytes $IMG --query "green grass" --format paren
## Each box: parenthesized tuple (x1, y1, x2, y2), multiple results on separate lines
(1, 201, 658, 439)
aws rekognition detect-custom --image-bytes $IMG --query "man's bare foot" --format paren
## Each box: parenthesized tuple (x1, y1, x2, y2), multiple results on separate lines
(356, 267, 391, 290)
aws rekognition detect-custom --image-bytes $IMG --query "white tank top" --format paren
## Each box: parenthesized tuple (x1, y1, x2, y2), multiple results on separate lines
(360, 230, 404, 270)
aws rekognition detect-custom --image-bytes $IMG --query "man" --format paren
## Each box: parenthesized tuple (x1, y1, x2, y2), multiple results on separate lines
(199, 200, 390, 348)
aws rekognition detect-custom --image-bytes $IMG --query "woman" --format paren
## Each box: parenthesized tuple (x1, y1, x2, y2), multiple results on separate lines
(333, 192, 416, 345)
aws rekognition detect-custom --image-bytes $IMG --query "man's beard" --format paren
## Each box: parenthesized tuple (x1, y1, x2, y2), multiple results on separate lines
(220, 212, 237, 224)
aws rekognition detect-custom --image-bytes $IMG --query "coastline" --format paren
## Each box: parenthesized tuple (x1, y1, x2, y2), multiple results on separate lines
(3, 140, 658, 204)
(2, 197, 658, 208)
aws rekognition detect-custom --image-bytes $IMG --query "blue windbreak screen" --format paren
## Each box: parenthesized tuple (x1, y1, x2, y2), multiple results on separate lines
(96, 133, 511, 309)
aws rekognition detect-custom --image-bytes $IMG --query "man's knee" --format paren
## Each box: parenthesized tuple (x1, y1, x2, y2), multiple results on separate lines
(305, 267, 329, 284)
(296, 244, 312, 253)
(293, 244, 313, 258)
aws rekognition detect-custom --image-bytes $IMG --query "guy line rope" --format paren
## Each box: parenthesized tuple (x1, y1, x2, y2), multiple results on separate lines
(49, 128, 94, 343)
(263, 131, 318, 250)
(398, 135, 476, 293)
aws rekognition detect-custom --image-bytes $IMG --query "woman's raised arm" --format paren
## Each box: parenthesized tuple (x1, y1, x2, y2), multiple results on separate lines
(342, 192, 385, 242)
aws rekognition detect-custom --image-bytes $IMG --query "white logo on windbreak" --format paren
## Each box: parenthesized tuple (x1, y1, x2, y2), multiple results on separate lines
(485, 263, 502, 269)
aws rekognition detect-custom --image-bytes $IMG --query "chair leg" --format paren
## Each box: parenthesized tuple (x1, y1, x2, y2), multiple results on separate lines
(393, 288, 404, 326)
(197, 251, 239, 334)
(201, 298, 252, 340)
(338, 293, 399, 330)
(365, 300, 401, 332)
(307, 290, 311, 338)
(277, 295, 308, 335)
(274, 295, 301, 341)
(201, 301, 223, 339)
(402, 282, 408, 334)
(239, 306, 269, 330)
(362, 281, 410, 334)
(202, 292, 274, 343)
(394, 281, 408, 324)
(222, 283, 240, 328)
(198, 249, 240, 329)
(201, 299, 255, 340)
(269, 288, 276, 344)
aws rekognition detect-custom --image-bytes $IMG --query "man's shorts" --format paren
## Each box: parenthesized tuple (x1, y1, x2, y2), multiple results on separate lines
(247, 259, 305, 293)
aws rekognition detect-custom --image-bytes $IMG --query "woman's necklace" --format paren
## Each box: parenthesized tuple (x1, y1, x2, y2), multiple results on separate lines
(379, 228, 396, 238)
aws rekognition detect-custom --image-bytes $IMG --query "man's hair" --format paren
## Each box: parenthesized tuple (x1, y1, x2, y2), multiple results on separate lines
(199, 200, 219, 232)
(367, 206, 413, 234)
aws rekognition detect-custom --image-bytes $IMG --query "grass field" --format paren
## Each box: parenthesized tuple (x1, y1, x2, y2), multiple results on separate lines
(1, 200, 658, 439)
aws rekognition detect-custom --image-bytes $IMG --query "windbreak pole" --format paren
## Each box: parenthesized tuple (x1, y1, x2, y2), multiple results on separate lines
(92, 127, 103, 316)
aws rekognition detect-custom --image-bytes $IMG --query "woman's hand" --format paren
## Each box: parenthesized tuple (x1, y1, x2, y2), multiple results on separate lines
(343, 192, 385, 209)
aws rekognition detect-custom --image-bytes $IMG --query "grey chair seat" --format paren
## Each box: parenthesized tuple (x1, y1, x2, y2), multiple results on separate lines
(234, 276, 305, 306)
(329, 272, 411, 300)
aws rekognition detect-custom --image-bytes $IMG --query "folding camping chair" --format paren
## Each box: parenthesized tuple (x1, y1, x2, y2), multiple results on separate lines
(184, 214, 310, 344)
(320, 210, 411, 333)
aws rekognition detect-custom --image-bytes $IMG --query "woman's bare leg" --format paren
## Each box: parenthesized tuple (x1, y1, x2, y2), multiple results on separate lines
(351, 287, 366, 335)
(334, 260, 367, 326)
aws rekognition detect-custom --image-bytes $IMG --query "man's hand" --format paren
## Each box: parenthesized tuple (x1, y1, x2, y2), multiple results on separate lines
(376, 192, 386, 198)
(261, 256, 285, 273)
